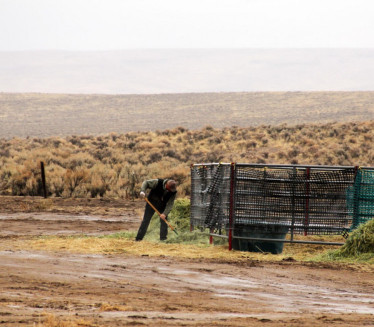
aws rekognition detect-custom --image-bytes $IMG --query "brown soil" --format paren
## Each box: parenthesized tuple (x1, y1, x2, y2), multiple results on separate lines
(0, 196, 373, 326)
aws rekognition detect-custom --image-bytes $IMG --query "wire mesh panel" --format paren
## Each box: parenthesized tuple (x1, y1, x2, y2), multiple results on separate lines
(190, 163, 232, 231)
(191, 163, 364, 238)
(235, 166, 303, 236)
(307, 168, 356, 234)
(235, 165, 356, 235)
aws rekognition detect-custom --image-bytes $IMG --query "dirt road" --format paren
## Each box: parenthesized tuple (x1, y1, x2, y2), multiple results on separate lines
(0, 196, 373, 326)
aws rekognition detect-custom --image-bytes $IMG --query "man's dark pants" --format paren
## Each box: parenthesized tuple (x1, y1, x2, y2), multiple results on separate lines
(135, 203, 168, 241)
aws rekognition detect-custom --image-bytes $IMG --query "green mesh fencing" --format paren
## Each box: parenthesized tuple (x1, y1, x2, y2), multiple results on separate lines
(347, 168, 374, 230)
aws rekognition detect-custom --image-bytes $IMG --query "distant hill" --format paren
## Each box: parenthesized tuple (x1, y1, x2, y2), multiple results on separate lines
(1, 92, 374, 138)
(0, 49, 374, 94)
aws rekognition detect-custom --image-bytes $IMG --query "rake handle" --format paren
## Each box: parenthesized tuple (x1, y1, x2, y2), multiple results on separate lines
(144, 197, 177, 234)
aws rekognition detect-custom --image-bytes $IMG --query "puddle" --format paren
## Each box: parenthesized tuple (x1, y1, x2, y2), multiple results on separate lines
(158, 265, 374, 315)
(100, 310, 280, 320)
(2, 250, 374, 318)
(0, 213, 126, 222)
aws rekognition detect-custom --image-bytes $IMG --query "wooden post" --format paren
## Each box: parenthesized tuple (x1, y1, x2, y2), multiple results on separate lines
(40, 161, 47, 198)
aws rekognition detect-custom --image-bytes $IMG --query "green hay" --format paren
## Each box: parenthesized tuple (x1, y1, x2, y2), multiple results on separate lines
(102, 231, 137, 239)
(318, 219, 374, 264)
(340, 219, 374, 255)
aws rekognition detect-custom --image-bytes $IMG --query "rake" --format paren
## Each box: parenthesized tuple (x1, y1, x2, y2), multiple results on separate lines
(144, 197, 178, 235)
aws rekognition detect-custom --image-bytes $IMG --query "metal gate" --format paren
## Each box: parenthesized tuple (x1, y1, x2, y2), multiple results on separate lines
(191, 163, 374, 248)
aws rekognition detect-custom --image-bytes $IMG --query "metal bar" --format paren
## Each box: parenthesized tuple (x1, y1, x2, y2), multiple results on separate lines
(232, 220, 352, 226)
(192, 163, 231, 167)
(209, 233, 344, 245)
(352, 166, 361, 229)
(235, 163, 357, 170)
(235, 190, 350, 198)
(231, 235, 344, 245)
(228, 162, 235, 251)
(210, 233, 228, 239)
(193, 162, 374, 171)
(190, 164, 196, 233)
(234, 207, 351, 216)
(290, 167, 296, 241)
(235, 236, 345, 246)
(235, 177, 355, 184)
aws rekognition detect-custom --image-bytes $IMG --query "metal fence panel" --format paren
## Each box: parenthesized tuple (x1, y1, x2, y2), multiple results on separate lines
(234, 165, 356, 235)
(191, 164, 231, 230)
(191, 163, 365, 237)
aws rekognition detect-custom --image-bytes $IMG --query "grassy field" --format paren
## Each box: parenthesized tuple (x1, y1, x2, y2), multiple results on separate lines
(1, 91, 374, 138)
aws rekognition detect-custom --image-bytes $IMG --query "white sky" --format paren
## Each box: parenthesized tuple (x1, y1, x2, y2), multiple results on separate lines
(1, 0, 374, 51)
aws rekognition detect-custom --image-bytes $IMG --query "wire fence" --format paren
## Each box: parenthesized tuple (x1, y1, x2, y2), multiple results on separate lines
(191, 163, 374, 246)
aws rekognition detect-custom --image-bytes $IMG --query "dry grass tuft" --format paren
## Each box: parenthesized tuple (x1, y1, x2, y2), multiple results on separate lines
(36, 312, 96, 327)
(98, 303, 131, 312)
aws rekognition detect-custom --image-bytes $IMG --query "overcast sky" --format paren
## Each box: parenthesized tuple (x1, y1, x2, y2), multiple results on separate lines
(1, 0, 374, 51)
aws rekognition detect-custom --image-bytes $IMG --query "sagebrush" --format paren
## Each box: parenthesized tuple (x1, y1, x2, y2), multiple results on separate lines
(1, 121, 374, 198)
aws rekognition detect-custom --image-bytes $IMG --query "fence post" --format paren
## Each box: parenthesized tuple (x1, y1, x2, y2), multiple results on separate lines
(290, 167, 296, 241)
(352, 166, 361, 230)
(40, 161, 47, 198)
(190, 164, 194, 233)
(304, 167, 310, 236)
(228, 162, 235, 251)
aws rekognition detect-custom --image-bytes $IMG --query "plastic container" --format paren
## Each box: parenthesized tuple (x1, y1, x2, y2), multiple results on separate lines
(232, 224, 289, 254)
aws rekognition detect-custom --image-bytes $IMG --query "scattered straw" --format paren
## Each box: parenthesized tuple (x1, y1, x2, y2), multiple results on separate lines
(27, 234, 345, 264)
(35, 312, 95, 327)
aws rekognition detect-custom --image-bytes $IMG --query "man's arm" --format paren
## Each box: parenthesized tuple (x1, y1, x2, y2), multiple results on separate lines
(140, 179, 159, 193)
(163, 193, 176, 216)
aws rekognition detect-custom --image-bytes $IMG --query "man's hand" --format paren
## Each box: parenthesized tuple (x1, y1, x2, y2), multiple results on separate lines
(160, 214, 166, 220)
(140, 191, 145, 198)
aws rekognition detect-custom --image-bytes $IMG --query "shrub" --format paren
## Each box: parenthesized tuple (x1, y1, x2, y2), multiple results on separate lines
(48, 174, 64, 197)
(64, 168, 88, 197)
(3, 120, 374, 198)
(10, 161, 43, 196)
(0, 169, 12, 193)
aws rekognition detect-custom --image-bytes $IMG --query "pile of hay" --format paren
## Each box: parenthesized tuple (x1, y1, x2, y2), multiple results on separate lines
(339, 219, 374, 256)
(316, 219, 374, 264)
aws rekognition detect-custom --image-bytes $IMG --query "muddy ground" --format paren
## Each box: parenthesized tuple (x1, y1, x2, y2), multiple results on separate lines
(0, 196, 373, 326)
